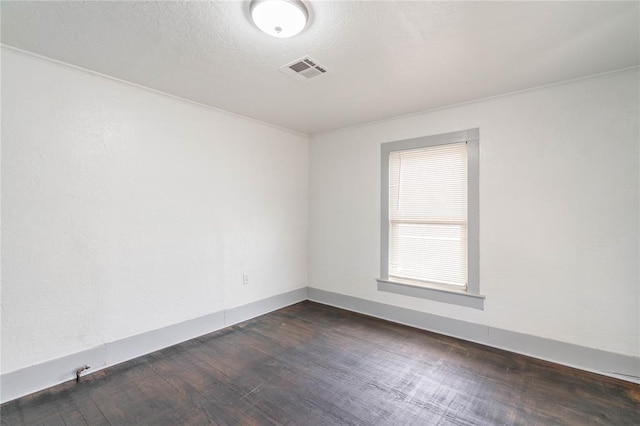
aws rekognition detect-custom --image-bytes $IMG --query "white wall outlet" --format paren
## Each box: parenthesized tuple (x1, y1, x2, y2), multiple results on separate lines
(242, 273, 249, 285)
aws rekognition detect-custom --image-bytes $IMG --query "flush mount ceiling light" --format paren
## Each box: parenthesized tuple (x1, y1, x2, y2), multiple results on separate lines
(250, 0, 308, 38)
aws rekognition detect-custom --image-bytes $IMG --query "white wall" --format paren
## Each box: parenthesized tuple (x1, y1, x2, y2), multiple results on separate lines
(309, 70, 639, 357)
(2, 45, 638, 381)
(1, 48, 308, 374)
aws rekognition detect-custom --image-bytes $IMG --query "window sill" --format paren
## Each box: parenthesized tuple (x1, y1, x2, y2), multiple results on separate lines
(376, 278, 485, 310)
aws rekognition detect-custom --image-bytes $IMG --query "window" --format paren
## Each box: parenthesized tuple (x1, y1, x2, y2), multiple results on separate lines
(377, 129, 483, 309)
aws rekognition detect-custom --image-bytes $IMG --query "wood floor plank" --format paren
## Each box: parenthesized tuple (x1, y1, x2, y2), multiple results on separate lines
(146, 348, 273, 425)
(2, 301, 638, 425)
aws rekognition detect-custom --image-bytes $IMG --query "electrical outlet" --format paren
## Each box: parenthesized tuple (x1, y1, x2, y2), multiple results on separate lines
(243, 273, 250, 285)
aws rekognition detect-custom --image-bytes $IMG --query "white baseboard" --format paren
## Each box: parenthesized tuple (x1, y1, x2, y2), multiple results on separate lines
(2, 285, 637, 404)
(0, 287, 308, 404)
(307, 287, 639, 383)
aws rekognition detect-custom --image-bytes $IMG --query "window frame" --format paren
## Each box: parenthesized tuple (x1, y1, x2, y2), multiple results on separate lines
(377, 128, 484, 310)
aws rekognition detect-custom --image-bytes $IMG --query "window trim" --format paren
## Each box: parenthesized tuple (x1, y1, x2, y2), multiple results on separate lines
(377, 128, 483, 310)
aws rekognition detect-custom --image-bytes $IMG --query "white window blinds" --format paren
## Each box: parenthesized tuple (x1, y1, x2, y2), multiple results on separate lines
(388, 142, 468, 288)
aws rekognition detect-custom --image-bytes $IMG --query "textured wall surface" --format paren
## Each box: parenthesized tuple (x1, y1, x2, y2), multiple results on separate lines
(1, 44, 638, 383)
(1, 49, 308, 373)
(309, 70, 639, 357)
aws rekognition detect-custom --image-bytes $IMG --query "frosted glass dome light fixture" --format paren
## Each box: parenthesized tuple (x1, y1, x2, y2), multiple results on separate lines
(250, 0, 309, 38)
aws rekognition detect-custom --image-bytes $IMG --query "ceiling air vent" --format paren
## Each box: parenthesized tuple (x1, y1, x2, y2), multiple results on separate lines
(280, 56, 328, 81)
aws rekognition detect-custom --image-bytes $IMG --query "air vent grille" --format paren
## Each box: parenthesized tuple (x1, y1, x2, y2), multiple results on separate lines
(280, 56, 328, 81)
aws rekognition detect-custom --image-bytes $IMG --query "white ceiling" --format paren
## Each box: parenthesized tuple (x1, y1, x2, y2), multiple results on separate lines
(1, 1, 638, 134)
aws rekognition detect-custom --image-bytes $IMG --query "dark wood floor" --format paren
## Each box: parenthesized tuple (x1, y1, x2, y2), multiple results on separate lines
(2, 301, 638, 425)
